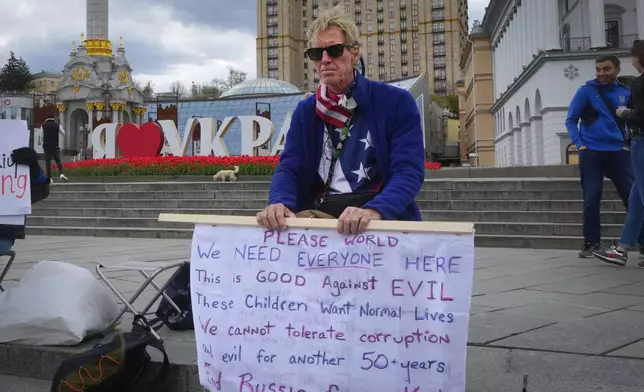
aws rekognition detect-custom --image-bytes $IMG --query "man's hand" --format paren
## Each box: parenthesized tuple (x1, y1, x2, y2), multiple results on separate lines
(617, 106, 630, 117)
(256, 203, 295, 231)
(337, 207, 382, 234)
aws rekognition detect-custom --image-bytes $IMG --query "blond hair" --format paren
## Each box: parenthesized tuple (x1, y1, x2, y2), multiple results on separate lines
(307, 6, 361, 49)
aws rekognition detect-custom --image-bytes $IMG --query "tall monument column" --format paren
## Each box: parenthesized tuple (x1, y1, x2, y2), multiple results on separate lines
(85, 0, 112, 56)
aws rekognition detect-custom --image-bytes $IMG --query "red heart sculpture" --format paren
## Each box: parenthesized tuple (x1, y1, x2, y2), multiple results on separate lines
(116, 122, 164, 157)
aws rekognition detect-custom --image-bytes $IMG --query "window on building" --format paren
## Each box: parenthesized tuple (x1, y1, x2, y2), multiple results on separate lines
(389, 11, 394, 18)
(431, 10, 444, 20)
(390, 22, 395, 29)
(390, 43, 396, 51)
(413, 64, 420, 73)
(605, 20, 620, 47)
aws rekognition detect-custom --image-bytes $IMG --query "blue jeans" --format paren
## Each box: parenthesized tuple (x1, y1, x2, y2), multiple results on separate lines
(0, 236, 14, 253)
(620, 136, 644, 248)
(579, 148, 644, 244)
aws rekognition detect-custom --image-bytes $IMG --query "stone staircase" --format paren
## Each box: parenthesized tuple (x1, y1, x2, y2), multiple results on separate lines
(25, 177, 625, 249)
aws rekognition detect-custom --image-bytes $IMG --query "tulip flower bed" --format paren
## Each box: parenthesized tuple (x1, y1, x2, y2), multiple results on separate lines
(51, 156, 442, 176)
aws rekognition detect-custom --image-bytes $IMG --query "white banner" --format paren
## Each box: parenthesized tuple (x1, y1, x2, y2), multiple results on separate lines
(0, 120, 31, 216)
(190, 223, 474, 392)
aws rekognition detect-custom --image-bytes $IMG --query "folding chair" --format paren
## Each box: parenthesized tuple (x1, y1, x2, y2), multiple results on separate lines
(0, 250, 16, 292)
(95, 260, 187, 339)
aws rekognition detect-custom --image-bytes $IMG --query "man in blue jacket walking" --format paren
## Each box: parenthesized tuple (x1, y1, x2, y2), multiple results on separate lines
(256, 7, 425, 234)
(565, 55, 644, 257)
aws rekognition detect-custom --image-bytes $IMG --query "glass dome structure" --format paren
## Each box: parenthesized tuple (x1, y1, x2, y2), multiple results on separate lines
(219, 78, 302, 99)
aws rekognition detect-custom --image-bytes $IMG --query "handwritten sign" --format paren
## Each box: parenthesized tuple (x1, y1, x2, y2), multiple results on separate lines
(189, 222, 474, 392)
(0, 120, 31, 216)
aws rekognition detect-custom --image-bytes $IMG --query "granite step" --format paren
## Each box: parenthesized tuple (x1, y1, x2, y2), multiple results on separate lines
(42, 189, 623, 201)
(28, 207, 627, 224)
(0, 374, 53, 392)
(34, 198, 627, 211)
(23, 225, 619, 249)
(50, 178, 591, 191)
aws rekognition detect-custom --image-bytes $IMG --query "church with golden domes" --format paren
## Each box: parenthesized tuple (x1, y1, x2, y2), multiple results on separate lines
(54, 0, 146, 155)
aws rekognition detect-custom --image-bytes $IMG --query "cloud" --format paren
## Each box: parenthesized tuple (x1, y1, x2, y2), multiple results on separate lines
(0, 0, 257, 92)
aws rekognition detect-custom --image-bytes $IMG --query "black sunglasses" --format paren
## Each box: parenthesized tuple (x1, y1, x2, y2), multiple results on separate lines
(306, 43, 354, 61)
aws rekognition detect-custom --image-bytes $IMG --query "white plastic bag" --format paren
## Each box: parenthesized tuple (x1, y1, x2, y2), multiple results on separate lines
(0, 260, 119, 346)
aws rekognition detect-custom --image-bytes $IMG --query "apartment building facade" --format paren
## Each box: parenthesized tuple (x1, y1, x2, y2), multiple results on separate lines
(256, 0, 468, 94)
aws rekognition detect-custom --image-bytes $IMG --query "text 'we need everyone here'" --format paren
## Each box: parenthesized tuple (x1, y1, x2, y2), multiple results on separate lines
(191, 228, 468, 392)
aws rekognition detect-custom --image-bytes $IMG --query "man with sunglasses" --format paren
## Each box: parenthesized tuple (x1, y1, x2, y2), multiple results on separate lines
(257, 7, 425, 235)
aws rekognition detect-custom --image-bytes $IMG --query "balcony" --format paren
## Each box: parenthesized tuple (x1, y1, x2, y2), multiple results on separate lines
(267, 11, 277, 16)
(561, 34, 637, 52)
(267, 0, 277, 5)
(432, 0, 445, 9)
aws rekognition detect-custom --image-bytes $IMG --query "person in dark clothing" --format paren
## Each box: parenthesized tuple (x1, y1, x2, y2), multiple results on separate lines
(41, 116, 69, 182)
(0, 147, 51, 252)
(594, 41, 644, 268)
(565, 55, 644, 258)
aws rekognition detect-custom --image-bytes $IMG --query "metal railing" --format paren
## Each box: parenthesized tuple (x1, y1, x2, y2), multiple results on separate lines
(560, 34, 638, 52)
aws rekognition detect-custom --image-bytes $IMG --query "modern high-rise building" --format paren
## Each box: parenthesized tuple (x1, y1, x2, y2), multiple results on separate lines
(256, 0, 468, 95)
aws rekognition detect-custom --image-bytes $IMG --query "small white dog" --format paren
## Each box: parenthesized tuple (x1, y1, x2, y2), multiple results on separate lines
(213, 165, 240, 182)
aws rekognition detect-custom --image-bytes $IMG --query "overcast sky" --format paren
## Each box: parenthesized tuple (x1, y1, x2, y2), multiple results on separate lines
(0, 0, 488, 93)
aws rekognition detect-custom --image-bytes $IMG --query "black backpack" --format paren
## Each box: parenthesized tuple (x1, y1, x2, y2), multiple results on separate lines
(50, 317, 169, 392)
(150, 262, 194, 331)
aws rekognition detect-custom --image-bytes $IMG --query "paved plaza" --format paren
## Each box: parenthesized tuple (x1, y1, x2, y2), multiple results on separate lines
(2, 236, 644, 391)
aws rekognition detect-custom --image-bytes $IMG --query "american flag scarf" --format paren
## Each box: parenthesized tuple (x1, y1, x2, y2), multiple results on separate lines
(315, 83, 355, 128)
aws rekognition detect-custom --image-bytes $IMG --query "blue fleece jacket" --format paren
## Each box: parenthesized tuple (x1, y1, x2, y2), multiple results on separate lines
(268, 72, 425, 221)
(565, 79, 631, 151)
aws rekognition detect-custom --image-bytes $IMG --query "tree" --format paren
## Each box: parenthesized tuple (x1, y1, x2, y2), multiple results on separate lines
(432, 94, 459, 114)
(0, 51, 33, 92)
(190, 82, 223, 99)
(141, 81, 154, 97)
(169, 81, 188, 97)
(212, 66, 247, 93)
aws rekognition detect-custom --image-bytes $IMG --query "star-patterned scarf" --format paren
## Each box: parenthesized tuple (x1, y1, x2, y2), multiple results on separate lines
(315, 83, 354, 129)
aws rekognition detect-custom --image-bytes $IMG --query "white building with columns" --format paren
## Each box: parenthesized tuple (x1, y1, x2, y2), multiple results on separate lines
(482, 0, 644, 166)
